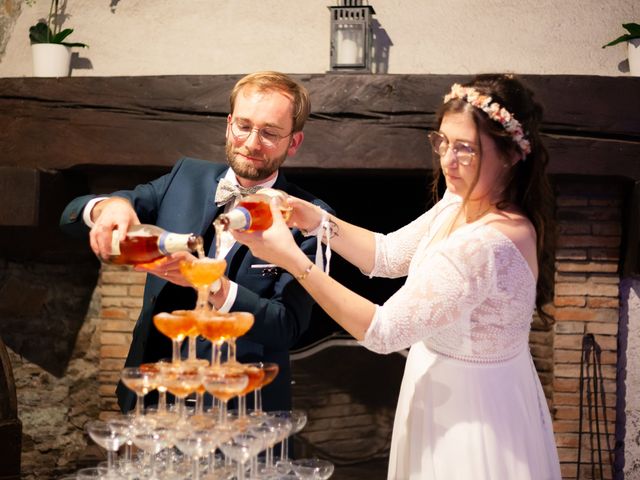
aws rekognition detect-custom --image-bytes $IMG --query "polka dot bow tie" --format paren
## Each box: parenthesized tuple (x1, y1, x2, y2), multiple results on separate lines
(215, 178, 263, 207)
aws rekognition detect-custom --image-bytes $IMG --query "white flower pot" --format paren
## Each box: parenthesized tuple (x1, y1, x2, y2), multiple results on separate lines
(31, 43, 72, 77)
(629, 38, 640, 76)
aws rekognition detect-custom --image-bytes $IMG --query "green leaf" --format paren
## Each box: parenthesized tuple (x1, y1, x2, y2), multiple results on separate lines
(51, 28, 74, 43)
(623, 23, 640, 36)
(602, 34, 633, 48)
(28, 22, 53, 44)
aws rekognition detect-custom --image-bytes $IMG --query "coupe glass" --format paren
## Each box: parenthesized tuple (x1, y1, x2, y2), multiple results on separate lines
(235, 363, 266, 419)
(174, 424, 229, 480)
(85, 420, 126, 479)
(130, 419, 173, 480)
(153, 311, 195, 363)
(76, 467, 109, 479)
(179, 257, 227, 363)
(274, 410, 308, 474)
(120, 366, 158, 416)
(291, 458, 334, 480)
(219, 432, 263, 480)
(201, 365, 248, 424)
(250, 362, 279, 416)
(196, 311, 254, 366)
(160, 362, 203, 418)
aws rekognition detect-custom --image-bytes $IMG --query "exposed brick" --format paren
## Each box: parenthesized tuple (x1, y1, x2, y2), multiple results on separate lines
(100, 308, 129, 319)
(555, 272, 587, 283)
(129, 285, 145, 296)
(555, 248, 588, 261)
(555, 364, 581, 378)
(530, 344, 553, 358)
(591, 222, 622, 236)
(555, 282, 619, 297)
(593, 335, 617, 351)
(557, 446, 578, 462)
(101, 297, 124, 307)
(557, 236, 620, 249)
(560, 462, 577, 479)
(553, 419, 579, 433)
(553, 377, 579, 393)
(556, 196, 588, 207)
(556, 261, 618, 273)
(554, 349, 582, 363)
(100, 359, 128, 371)
(554, 393, 580, 406)
(587, 297, 619, 309)
(101, 332, 131, 345)
(555, 406, 580, 420)
(555, 433, 579, 448)
(554, 334, 583, 350)
(585, 322, 618, 336)
(100, 345, 129, 358)
(100, 285, 129, 296)
(102, 319, 135, 332)
(558, 223, 591, 235)
(122, 297, 144, 308)
(101, 271, 141, 285)
(555, 296, 586, 307)
(589, 248, 620, 261)
(589, 274, 620, 285)
(554, 308, 618, 322)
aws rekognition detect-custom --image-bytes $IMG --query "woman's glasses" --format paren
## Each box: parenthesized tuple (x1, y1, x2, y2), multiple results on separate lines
(428, 131, 477, 166)
(229, 118, 292, 149)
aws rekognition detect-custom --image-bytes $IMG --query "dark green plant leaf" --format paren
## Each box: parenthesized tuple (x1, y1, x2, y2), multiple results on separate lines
(28, 22, 53, 44)
(623, 23, 640, 36)
(602, 34, 633, 48)
(51, 28, 74, 43)
(603, 22, 640, 48)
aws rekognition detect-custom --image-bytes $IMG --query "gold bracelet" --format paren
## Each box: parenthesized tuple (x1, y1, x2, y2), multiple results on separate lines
(295, 262, 314, 281)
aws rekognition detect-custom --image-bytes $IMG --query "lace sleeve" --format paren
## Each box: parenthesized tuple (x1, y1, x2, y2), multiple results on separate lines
(370, 193, 460, 279)
(361, 234, 498, 354)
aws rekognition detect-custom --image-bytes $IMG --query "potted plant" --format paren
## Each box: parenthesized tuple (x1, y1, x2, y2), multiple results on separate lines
(602, 22, 640, 76)
(27, 0, 87, 77)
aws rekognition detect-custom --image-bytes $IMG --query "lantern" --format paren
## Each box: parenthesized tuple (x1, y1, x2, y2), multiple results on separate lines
(328, 0, 375, 71)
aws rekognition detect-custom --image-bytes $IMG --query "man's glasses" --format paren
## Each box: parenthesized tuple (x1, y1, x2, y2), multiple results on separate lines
(428, 131, 477, 166)
(229, 119, 293, 149)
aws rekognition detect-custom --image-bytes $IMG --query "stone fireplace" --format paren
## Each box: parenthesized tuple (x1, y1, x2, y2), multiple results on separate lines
(0, 74, 638, 479)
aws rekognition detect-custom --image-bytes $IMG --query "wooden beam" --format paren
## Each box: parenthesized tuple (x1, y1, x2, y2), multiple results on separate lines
(1, 75, 638, 178)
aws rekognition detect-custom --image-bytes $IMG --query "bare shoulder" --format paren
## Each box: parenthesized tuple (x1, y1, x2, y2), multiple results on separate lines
(483, 208, 538, 277)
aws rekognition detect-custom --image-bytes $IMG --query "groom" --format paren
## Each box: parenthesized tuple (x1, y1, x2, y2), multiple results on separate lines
(60, 71, 332, 413)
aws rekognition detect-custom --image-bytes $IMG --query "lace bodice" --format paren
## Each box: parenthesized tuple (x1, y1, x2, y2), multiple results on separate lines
(361, 195, 536, 362)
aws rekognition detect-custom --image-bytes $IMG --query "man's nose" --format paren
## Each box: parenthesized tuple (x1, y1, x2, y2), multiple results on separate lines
(244, 129, 262, 149)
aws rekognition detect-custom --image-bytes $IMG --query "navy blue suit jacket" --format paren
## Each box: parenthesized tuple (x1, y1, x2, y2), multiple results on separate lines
(60, 158, 332, 413)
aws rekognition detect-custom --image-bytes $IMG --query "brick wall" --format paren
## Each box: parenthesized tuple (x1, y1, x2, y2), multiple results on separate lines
(553, 177, 623, 479)
(94, 177, 625, 479)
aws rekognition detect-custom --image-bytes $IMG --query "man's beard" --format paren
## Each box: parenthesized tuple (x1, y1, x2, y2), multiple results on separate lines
(225, 141, 287, 181)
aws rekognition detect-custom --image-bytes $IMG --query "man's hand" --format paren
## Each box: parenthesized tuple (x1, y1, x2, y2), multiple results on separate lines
(133, 251, 195, 287)
(89, 197, 140, 261)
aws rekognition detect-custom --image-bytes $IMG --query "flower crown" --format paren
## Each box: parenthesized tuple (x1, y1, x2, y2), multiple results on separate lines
(444, 84, 532, 158)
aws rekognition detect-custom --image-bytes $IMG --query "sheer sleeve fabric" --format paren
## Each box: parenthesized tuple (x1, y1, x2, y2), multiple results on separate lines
(362, 233, 497, 354)
(369, 192, 460, 279)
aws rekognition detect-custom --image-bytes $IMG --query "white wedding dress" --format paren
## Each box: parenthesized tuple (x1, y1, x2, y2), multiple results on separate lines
(361, 192, 561, 480)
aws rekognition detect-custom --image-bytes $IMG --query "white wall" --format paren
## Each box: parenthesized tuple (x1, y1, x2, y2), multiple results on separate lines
(0, 0, 638, 77)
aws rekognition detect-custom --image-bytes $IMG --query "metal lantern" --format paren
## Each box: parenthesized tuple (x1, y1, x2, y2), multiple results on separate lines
(328, 0, 375, 71)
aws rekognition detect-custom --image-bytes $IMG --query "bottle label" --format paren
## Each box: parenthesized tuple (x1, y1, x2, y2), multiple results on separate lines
(159, 233, 193, 254)
(110, 230, 121, 255)
(224, 207, 252, 231)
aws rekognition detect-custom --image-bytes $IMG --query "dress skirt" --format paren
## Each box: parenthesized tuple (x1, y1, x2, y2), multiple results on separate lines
(387, 342, 561, 480)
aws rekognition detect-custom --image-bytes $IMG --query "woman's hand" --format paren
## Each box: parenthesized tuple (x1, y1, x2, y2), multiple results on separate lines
(286, 196, 325, 234)
(232, 199, 306, 271)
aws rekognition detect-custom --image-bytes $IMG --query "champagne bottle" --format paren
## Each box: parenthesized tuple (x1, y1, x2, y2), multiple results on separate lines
(215, 188, 291, 232)
(108, 224, 203, 265)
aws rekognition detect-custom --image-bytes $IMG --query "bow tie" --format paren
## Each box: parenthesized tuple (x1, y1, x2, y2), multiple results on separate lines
(215, 178, 263, 207)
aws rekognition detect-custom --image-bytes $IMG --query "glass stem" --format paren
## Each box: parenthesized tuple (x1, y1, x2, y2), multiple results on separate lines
(239, 395, 246, 418)
(254, 387, 262, 413)
(228, 338, 237, 363)
(192, 457, 200, 480)
(172, 339, 182, 363)
(281, 438, 288, 462)
(196, 392, 204, 415)
(107, 449, 116, 472)
(135, 394, 144, 416)
(188, 335, 197, 361)
(158, 389, 167, 412)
